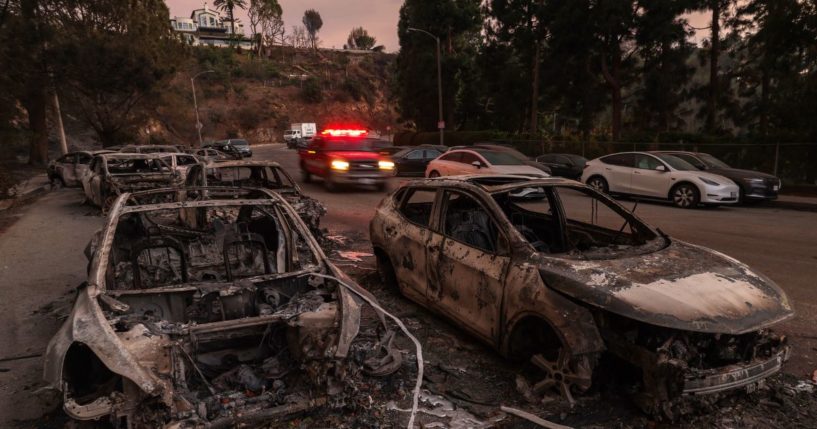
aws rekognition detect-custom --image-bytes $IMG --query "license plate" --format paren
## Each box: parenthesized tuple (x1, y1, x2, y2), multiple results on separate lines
(773, 185, 779, 191)
(731, 192, 737, 198)
(359, 178, 376, 185)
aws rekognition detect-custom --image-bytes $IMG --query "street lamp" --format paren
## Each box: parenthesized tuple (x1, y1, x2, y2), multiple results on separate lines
(407, 27, 444, 146)
(191, 70, 215, 147)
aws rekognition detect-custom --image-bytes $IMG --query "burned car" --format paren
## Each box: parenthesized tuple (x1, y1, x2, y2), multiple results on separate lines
(81, 153, 183, 210)
(47, 150, 116, 187)
(371, 175, 792, 413)
(185, 161, 326, 237)
(44, 187, 402, 426)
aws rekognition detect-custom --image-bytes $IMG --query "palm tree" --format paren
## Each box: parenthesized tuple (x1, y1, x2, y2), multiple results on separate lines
(213, 0, 247, 36)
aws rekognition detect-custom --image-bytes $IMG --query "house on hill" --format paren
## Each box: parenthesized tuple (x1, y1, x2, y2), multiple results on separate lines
(170, 2, 253, 49)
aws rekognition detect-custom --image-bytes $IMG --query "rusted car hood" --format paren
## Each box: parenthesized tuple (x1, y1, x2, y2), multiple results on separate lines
(536, 241, 794, 334)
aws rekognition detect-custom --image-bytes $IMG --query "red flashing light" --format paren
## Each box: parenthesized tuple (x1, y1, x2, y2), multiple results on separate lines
(320, 128, 369, 137)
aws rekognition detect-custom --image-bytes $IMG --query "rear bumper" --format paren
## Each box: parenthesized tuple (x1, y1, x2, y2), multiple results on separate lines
(683, 346, 789, 396)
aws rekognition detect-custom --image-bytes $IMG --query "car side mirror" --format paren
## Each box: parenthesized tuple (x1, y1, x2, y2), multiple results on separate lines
(471, 161, 483, 169)
(655, 165, 667, 172)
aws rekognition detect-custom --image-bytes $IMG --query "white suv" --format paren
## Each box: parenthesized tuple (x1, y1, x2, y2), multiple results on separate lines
(425, 148, 548, 178)
(581, 152, 739, 208)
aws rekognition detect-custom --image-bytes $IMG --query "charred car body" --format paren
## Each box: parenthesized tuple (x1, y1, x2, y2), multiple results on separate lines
(184, 161, 326, 237)
(48, 150, 116, 187)
(81, 153, 183, 210)
(371, 175, 792, 412)
(44, 187, 401, 426)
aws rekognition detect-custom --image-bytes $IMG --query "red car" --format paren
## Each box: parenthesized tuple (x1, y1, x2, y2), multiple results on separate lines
(298, 128, 394, 191)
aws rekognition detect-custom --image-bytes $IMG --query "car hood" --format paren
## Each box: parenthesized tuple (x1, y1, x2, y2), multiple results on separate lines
(706, 167, 778, 181)
(535, 241, 793, 334)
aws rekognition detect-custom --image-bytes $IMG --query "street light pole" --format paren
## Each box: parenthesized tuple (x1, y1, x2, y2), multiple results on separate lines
(191, 70, 214, 147)
(407, 27, 444, 146)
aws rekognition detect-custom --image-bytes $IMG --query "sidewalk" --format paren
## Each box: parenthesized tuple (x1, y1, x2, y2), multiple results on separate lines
(0, 174, 51, 212)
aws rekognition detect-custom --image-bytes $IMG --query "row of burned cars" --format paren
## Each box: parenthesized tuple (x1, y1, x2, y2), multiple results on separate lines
(42, 145, 795, 427)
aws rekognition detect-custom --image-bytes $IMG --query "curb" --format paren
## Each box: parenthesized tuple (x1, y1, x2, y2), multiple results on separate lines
(0, 175, 51, 214)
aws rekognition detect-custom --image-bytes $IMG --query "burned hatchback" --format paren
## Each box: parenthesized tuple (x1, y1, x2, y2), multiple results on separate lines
(44, 187, 401, 426)
(371, 175, 792, 413)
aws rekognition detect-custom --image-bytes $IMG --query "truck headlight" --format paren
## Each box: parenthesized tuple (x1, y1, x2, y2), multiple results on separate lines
(378, 160, 395, 171)
(331, 160, 349, 171)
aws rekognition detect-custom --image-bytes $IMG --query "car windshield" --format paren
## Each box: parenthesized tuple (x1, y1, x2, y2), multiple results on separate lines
(393, 148, 413, 158)
(654, 154, 697, 171)
(477, 150, 525, 166)
(698, 153, 730, 168)
(231, 139, 249, 146)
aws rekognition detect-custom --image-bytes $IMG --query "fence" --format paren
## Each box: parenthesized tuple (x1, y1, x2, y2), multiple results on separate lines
(393, 132, 817, 185)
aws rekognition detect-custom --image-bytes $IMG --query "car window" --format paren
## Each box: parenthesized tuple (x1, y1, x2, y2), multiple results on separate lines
(399, 188, 436, 227)
(634, 154, 664, 170)
(653, 154, 697, 171)
(439, 152, 464, 163)
(556, 186, 655, 254)
(424, 149, 442, 159)
(264, 167, 295, 189)
(177, 155, 198, 166)
(697, 153, 730, 169)
(459, 152, 482, 165)
(406, 150, 424, 160)
(495, 186, 557, 253)
(538, 154, 554, 163)
(442, 191, 499, 253)
(601, 153, 635, 167)
(477, 150, 525, 165)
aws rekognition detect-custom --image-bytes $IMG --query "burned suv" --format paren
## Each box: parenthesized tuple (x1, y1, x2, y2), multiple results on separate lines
(44, 187, 402, 426)
(82, 153, 182, 210)
(371, 175, 792, 412)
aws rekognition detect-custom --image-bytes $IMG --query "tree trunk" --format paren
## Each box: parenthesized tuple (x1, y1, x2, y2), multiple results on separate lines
(529, 40, 541, 134)
(24, 81, 49, 166)
(601, 50, 623, 141)
(706, 0, 721, 132)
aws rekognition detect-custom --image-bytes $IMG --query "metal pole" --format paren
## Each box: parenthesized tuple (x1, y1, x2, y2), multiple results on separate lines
(408, 27, 444, 146)
(52, 91, 68, 155)
(191, 70, 214, 148)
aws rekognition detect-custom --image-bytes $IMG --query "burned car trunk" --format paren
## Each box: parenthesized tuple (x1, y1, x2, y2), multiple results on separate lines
(370, 176, 793, 415)
(44, 187, 400, 427)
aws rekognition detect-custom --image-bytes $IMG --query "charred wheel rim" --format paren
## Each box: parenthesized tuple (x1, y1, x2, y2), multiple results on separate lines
(673, 185, 697, 208)
(530, 349, 592, 406)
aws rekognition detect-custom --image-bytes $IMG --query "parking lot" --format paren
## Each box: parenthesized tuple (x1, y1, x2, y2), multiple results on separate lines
(1, 143, 816, 427)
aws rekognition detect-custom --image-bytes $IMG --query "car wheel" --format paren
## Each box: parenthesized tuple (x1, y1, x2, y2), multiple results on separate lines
(375, 249, 397, 289)
(587, 176, 609, 194)
(671, 183, 700, 209)
(528, 348, 594, 405)
(324, 174, 338, 192)
(428, 170, 440, 178)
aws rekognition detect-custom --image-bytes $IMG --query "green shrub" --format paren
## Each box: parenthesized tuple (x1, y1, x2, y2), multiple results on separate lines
(300, 77, 323, 103)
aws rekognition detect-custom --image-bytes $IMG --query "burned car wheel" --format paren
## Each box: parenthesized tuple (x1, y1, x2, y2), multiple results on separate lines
(375, 249, 397, 289)
(529, 349, 594, 405)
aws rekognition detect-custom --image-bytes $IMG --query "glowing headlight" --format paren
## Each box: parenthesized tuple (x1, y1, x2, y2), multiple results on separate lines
(699, 177, 720, 186)
(331, 160, 350, 171)
(378, 160, 395, 170)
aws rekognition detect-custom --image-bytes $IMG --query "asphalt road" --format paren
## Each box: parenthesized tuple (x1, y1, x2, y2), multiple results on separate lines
(0, 143, 815, 426)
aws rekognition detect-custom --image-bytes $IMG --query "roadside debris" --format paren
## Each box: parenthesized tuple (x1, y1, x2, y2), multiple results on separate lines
(501, 405, 573, 429)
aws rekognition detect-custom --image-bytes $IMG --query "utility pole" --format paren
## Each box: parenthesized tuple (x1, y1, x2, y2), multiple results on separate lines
(51, 91, 68, 155)
(191, 70, 215, 147)
(407, 27, 444, 146)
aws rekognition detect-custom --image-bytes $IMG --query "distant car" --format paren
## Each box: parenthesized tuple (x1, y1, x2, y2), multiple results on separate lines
(188, 148, 240, 162)
(204, 141, 245, 159)
(370, 175, 791, 413)
(157, 152, 202, 180)
(215, 139, 253, 157)
(284, 129, 302, 148)
(536, 154, 588, 180)
(81, 153, 182, 210)
(467, 143, 552, 175)
(425, 148, 549, 178)
(581, 152, 738, 208)
(391, 146, 446, 177)
(184, 160, 326, 235)
(119, 144, 182, 154)
(655, 151, 782, 202)
(47, 150, 115, 187)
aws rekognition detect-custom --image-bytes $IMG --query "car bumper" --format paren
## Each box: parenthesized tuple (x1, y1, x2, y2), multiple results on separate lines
(743, 181, 781, 200)
(701, 184, 740, 204)
(331, 171, 389, 185)
(683, 346, 789, 396)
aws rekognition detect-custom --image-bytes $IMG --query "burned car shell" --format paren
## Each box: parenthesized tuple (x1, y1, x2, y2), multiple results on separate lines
(184, 160, 327, 236)
(82, 153, 182, 209)
(370, 176, 792, 406)
(43, 187, 386, 425)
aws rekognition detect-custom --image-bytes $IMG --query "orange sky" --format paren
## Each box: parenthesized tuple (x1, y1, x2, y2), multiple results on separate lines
(165, 1, 712, 52)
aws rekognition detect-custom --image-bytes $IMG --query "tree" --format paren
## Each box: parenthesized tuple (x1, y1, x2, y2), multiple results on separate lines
(346, 26, 376, 50)
(249, 0, 282, 55)
(49, 0, 182, 147)
(302, 9, 323, 50)
(290, 25, 308, 48)
(213, 0, 247, 37)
